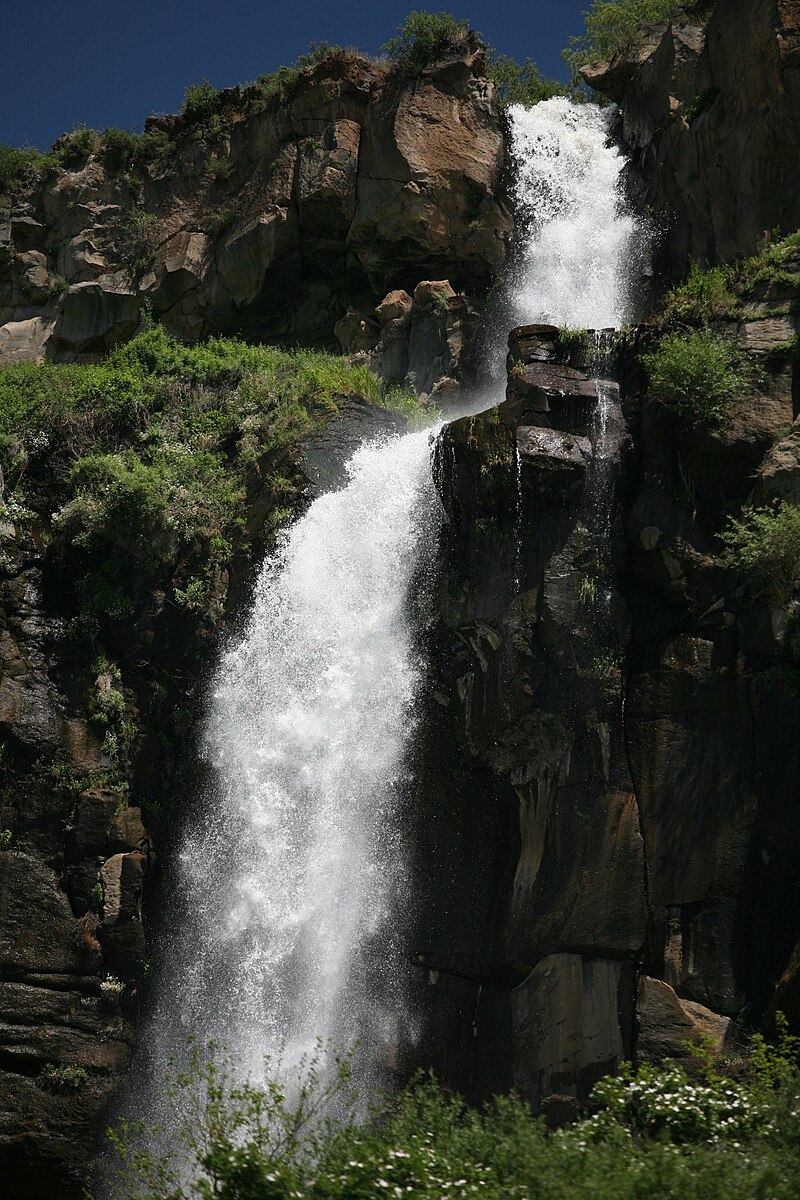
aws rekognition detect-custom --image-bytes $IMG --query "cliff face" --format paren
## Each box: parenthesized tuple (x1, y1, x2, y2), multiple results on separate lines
(584, 0, 800, 276)
(0, 42, 509, 395)
(413, 307, 800, 1108)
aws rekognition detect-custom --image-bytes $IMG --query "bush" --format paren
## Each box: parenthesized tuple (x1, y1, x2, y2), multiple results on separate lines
(382, 11, 471, 71)
(38, 1063, 89, 1093)
(180, 77, 222, 121)
(721, 502, 800, 604)
(486, 52, 570, 108)
(54, 124, 102, 166)
(642, 327, 748, 423)
(0, 328, 421, 618)
(0, 142, 51, 195)
(563, 1, 687, 85)
(97, 1039, 800, 1200)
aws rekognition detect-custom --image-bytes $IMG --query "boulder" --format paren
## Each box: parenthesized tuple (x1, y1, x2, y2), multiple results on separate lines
(516, 426, 592, 486)
(636, 975, 732, 1062)
(53, 279, 140, 352)
(0, 317, 54, 363)
(375, 289, 413, 324)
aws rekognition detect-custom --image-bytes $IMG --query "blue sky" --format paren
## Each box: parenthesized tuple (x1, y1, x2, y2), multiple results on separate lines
(2, 1, 589, 151)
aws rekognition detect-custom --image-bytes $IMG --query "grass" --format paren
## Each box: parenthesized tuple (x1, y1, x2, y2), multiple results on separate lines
(661, 230, 800, 325)
(0, 327, 420, 621)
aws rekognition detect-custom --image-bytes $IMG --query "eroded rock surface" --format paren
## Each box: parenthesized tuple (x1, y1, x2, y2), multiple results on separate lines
(412, 321, 800, 1109)
(0, 44, 510, 375)
(585, 0, 800, 274)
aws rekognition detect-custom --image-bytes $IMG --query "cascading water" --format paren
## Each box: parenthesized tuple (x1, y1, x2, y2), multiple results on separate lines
(184, 428, 441, 1089)
(506, 96, 639, 330)
(123, 427, 442, 1167)
(504, 96, 644, 665)
(117, 95, 644, 1176)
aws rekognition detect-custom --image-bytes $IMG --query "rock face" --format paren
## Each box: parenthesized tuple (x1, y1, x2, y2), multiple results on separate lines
(411, 320, 800, 1108)
(584, 0, 800, 275)
(0, 395, 405, 1196)
(0, 44, 510, 383)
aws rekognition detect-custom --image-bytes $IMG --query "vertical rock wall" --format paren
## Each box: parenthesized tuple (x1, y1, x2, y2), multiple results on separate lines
(413, 318, 800, 1109)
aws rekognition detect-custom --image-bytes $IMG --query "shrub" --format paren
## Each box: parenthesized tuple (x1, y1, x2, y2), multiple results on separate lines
(486, 52, 570, 108)
(0, 328, 421, 620)
(102, 127, 145, 173)
(55, 124, 102, 166)
(563, 1, 687, 86)
(97, 1042, 800, 1200)
(721, 501, 800, 604)
(180, 77, 222, 121)
(663, 261, 740, 322)
(0, 143, 50, 194)
(382, 11, 471, 71)
(38, 1063, 89, 1093)
(642, 327, 748, 423)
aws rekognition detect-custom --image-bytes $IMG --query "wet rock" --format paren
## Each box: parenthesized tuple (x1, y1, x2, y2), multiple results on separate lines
(516, 426, 592, 487)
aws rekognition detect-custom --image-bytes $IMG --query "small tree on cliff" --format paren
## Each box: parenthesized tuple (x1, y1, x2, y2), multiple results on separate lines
(382, 11, 471, 70)
(563, 0, 689, 86)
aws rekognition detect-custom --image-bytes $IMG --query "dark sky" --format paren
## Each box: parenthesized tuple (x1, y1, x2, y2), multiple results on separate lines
(2, 1, 589, 151)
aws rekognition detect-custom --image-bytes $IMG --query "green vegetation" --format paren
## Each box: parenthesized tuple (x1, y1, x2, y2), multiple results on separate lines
(0, 328, 419, 624)
(662, 230, 800, 324)
(722, 502, 800, 604)
(99, 1022, 800, 1200)
(38, 1063, 89, 1093)
(0, 142, 49, 195)
(685, 85, 720, 125)
(563, 1, 688, 85)
(382, 11, 567, 103)
(382, 11, 471, 71)
(485, 52, 570, 108)
(0, 828, 12, 850)
(642, 327, 748, 423)
(180, 77, 223, 121)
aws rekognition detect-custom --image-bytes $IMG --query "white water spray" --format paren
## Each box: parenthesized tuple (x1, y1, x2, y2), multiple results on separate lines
(141, 428, 441, 1114)
(507, 97, 639, 331)
(121, 97, 644, 1166)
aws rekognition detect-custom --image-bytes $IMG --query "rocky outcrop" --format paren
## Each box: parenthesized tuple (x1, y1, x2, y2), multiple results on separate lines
(412, 318, 800, 1108)
(584, 0, 800, 276)
(0, 392, 405, 1196)
(0, 45, 510, 379)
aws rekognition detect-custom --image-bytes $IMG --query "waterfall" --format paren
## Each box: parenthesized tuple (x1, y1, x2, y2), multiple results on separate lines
(114, 96, 644, 1175)
(506, 96, 639, 331)
(130, 426, 441, 1149)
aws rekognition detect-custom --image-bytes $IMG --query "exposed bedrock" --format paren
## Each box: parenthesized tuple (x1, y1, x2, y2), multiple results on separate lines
(584, 0, 800, 275)
(0, 42, 510, 381)
(411, 321, 800, 1109)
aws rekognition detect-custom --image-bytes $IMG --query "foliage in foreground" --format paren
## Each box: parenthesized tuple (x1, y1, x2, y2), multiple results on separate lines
(641, 326, 748, 423)
(99, 1023, 800, 1200)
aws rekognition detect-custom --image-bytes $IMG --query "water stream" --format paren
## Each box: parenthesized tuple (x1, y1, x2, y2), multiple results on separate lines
(122, 97, 642, 1168)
